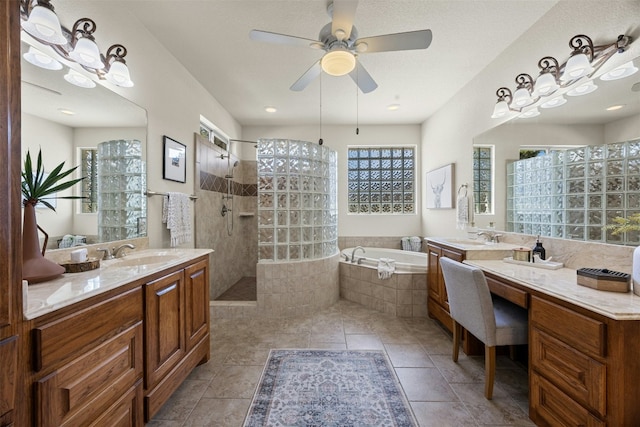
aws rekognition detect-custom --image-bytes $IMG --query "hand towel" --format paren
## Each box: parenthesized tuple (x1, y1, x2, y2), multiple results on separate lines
(162, 192, 192, 247)
(377, 258, 396, 280)
(457, 194, 469, 230)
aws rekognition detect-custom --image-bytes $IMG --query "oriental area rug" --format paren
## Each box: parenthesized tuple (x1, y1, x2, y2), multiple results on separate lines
(243, 349, 418, 427)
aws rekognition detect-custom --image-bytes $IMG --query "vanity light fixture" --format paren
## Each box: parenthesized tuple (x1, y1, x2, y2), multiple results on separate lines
(23, 45, 62, 70)
(63, 69, 96, 88)
(491, 33, 631, 119)
(20, 0, 134, 87)
(519, 107, 540, 119)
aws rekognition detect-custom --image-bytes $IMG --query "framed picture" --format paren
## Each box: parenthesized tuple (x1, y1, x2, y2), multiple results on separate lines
(163, 136, 186, 183)
(426, 163, 454, 209)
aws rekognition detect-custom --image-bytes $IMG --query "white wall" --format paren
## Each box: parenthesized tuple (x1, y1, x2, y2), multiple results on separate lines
(243, 124, 423, 236)
(605, 113, 640, 144)
(420, 1, 640, 237)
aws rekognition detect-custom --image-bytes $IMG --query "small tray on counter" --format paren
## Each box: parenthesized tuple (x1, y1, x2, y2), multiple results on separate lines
(576, 268, 630, 293)
(59, 257, 100, 273)
(502, 257, 563, 270)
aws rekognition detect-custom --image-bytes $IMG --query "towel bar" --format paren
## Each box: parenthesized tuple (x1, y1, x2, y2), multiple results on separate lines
(145, 190, 198, 200)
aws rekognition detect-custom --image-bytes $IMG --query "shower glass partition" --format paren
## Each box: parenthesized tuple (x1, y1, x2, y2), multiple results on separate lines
(257, 138, 338, 261)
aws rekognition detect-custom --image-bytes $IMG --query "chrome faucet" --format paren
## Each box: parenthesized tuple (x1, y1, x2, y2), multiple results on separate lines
(113, 243, 136, 258)
(351, 246, 366, 263)
(96, 247, 113, 260)
(477, 231, 502, 243)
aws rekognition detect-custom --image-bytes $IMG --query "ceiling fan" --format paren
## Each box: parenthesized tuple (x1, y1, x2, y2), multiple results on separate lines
(249, 0, 432, 93)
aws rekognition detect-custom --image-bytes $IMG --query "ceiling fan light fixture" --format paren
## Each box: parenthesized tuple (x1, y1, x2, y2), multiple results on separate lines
(321, 49, 355, 76)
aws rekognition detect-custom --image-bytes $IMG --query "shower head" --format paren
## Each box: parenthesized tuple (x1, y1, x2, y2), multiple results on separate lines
(233, 161, 239, 167)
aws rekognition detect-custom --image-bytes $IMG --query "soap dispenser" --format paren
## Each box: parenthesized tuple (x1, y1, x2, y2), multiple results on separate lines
(532, 235, 546, 260)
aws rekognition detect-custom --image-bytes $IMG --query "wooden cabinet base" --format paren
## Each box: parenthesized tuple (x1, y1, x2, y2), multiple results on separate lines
(145, 334, 210, 421)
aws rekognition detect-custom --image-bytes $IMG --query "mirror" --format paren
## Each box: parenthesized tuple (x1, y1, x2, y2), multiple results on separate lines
(20, 41, 148, 250)
(474, 55, 640, 245)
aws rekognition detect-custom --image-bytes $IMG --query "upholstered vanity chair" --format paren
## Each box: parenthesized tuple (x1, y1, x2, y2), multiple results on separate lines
(439, 257, 528, 399)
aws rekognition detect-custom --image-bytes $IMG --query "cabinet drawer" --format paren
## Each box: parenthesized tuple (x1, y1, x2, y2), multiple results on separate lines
(530, 372, 605, 427)
(36, 322, 143, 427)
(530, 296, 606, 358)
(486, 276, 528, 308)
(441, 248, 464, 262)
(531, 327, 606, 416)
(34, 287, 143, 371)
(90, 381, 143, 427)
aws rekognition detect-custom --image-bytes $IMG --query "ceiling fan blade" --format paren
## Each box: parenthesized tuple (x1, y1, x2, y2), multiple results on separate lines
(349, 61, 378, 93)
(331, 0, 358, 40)
(356, 29, 432, 53)
(250, 29, 319, 48)
(290, 60, 322, 91)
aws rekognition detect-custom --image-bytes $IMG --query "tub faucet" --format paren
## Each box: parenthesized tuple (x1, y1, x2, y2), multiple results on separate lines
(113, 243, 136, 258)
(351, 246, 365, 263)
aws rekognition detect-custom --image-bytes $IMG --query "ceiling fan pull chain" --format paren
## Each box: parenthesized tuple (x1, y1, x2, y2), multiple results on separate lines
(356, 65, 359, 135)
(319, 72, 323, 145)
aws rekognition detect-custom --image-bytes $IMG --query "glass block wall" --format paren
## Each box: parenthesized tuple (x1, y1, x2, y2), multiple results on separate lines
(257, 139, 338, 261)
(507, 138, 640, 245)
(97, 139, 147, 242)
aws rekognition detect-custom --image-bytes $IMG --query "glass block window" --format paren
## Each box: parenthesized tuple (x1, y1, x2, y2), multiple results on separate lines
(347, 146, 415, 214)
(473, 145, 493, 214)
(80, 148, 97, 213)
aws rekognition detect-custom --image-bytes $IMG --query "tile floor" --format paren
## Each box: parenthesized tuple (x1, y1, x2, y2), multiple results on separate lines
(215, 277, 257, 301)
(148, 299, 533, 427)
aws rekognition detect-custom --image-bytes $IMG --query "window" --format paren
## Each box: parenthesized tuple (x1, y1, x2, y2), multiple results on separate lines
(347, 146, 415, 214)
(200, 115, 228, 151)
(473, 145, 493, 214)
(80, 148, 97, 213)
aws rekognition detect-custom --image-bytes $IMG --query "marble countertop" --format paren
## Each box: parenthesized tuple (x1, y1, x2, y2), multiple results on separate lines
(24, 248, 213, 320)
(426, 237, 525, 260)
(465, 259, 640, 321)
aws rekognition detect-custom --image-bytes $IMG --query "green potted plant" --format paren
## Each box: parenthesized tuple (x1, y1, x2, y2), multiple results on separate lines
(22, 149, 85, 283)
(604, 214, 640, 296)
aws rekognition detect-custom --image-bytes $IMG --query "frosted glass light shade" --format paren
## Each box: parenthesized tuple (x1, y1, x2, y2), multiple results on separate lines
(561, 53, 594, 82)
(519, 107, 540, 118)
(64, 69, 96, 88)
(491, 100, 510, 118)
(512, 87, 534, 107)
(321, 50, 356, 76)
(540, 95, 567, 109)
(567, 81, 598, 97)
(21, 5, 66, 45)
(69, 37, 104, 69)
(600, 61, 639, 81)
(533, 72, 559, 97)
(105, 61, 134, 87)
(23, 46, 62, 70)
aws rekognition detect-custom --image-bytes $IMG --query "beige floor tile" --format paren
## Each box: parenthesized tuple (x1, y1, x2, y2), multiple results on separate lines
(204, 365, 264, 399)
(346, 333, 385, 350)
(183, 398, 251, 427)
(385, 344, 434, 368)
(152, 299, 530, 426)
(395, 367, 458, 402)
(410, 401, 478, 427)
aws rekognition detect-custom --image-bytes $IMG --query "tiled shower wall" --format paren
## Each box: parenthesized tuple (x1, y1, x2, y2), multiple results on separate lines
(194, 134, 258, 299)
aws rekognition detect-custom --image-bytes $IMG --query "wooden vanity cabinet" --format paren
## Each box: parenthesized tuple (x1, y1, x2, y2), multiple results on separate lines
(426, 242, 463, 331)
(529, 295, 640, 426)
(31, 287, 144, 427)
(144, 257, 210, 421)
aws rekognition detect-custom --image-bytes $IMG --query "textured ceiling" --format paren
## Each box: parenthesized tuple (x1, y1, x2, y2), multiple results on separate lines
(124, 0, 558, 126)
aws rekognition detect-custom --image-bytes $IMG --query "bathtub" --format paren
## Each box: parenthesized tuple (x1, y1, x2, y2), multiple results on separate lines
(341, 247, 427, 274)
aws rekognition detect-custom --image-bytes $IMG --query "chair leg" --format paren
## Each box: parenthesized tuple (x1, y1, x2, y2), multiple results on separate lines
(485, 345, 496, 399)
(452, 321, 461, 362)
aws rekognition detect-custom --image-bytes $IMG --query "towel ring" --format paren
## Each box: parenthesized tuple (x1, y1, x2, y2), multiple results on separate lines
(457, 184, 468, 197)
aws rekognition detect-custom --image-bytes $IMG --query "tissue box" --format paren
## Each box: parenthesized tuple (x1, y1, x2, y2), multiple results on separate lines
(576, 268, 630, 293)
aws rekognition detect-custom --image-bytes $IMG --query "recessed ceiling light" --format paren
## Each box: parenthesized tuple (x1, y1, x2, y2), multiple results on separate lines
(58, 108, 75, 115)
(606, 104, 625, 111)
(387, 103, 400, 111)
(264, 106, 277, 113)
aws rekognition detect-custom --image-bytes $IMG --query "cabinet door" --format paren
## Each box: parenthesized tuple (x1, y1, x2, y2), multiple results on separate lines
(427, 246, 442, 302)
(184, 259, 209, 352)
(145, 270, 186, 389)
(440, 248, 463, 310)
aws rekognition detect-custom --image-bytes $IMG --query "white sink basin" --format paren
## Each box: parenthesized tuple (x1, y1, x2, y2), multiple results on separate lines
(110, 254, 179, 268)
